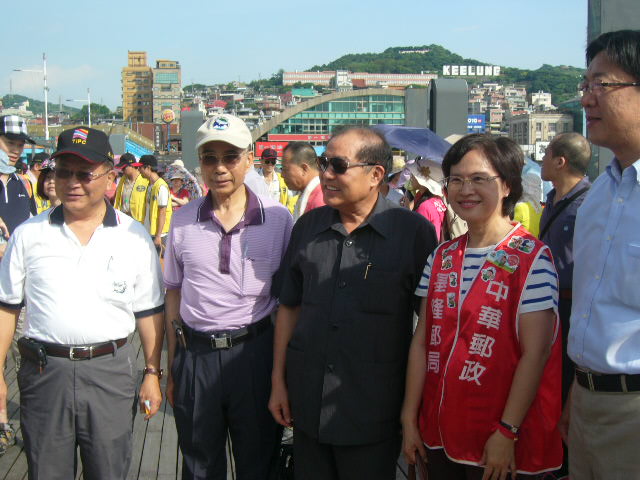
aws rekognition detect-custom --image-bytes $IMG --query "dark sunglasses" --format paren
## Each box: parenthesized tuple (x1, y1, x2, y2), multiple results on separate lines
(317, 155, 378, 175)
(262, 158, 277, 165)
(54, 167, 111, 183)
(199, 152, 244, 166)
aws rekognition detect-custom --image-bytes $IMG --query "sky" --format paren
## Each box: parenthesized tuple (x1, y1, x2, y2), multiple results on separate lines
(3, 0, 588, 111)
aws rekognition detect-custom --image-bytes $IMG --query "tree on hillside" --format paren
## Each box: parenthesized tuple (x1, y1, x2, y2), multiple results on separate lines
(71, 103, 112, 123)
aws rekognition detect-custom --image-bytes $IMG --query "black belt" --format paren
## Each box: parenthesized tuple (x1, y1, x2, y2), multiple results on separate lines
(182, 316, 271, 350)
(575, 367, 640, 393)
(42, 338, 127, 360)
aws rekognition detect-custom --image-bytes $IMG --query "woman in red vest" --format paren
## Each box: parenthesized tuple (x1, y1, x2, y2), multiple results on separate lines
(401, 134, 562, 479)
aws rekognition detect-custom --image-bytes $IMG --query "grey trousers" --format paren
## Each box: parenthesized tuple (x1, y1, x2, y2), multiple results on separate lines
(18, 342, 137, 480)
(569, 380, 640, 480)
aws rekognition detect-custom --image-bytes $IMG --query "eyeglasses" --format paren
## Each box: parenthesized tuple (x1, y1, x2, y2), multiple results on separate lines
(444, 175, 500, 189)
(200, 151, 245, 166)
(262, 159, 277, 165)
(577, 80, 640, 95)
(54, 167, 111, 183)
(317, 155, 378, 175)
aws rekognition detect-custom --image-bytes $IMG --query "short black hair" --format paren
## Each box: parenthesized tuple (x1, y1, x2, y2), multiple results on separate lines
(587, 29, 640, 80)
(442, 134, 523, 218)
(549, 133, 591, 175)
(330, 126, 392, 174)
(282, 142, 318, 169)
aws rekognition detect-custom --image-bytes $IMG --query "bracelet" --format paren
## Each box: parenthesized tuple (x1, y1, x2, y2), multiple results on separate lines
(495, 422, 519, 441)
(143, 367, 164, 379)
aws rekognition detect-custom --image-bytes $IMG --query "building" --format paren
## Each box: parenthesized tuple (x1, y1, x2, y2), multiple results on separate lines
(122, 51, 153, 123)
(530, 91, 553, 110)
(152, 59, 181, 124)
(283, 70, 438, 88)
(264, 93, 406, 143)
(507, 112, 573, 145)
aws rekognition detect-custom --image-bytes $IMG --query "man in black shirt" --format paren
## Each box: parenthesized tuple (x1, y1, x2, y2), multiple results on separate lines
(270, 127, 438, 480)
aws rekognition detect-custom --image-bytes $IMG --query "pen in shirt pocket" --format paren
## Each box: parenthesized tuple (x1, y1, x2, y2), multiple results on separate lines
(364, 262, 373, 279)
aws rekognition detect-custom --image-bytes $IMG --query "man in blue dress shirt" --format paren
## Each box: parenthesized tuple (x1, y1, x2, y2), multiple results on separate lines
(562, 29, 640, 479)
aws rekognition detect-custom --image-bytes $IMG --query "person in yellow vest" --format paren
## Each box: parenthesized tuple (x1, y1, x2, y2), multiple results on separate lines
(258, 148, 296, 213)
(139, 154, 172, 256)
(114, 153, 149, 222)
(26, 152, 50, 214)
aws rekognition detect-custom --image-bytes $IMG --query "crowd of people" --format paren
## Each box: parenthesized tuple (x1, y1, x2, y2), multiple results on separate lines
(0, 28, 637, 480)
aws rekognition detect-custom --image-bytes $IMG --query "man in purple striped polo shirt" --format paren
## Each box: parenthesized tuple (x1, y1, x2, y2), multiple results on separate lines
(164, 114, 293, 480)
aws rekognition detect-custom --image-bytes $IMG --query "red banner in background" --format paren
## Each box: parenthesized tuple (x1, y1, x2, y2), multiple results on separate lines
(267, 134, 330, 142)
(255, 141, 289, 158)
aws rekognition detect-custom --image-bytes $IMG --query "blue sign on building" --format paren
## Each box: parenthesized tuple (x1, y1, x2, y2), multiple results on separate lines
(467, 114, 486, 133)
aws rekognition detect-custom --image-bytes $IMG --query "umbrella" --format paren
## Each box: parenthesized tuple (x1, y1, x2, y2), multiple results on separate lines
(164, 163, 203, 200)
(372, 124, 452, 163)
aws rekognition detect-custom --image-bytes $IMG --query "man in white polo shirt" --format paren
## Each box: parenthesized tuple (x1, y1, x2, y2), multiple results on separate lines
(0, 127, 165, 479)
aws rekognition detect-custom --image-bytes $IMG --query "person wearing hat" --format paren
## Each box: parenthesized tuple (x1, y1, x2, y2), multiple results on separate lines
(168, 172, 189, 211)
(164, 114, 293, 479)
(407, 156, 451, 241)
(114, 152, 148, 222)
(0, 115, 37, 244)
(259, 147, 296, 212)
(26, 152, 51, 214)
(35, 158, 61, 209)
(139, 154, 172, 254)
(0, 126, 165, 479)
(380, 155, 410, 207)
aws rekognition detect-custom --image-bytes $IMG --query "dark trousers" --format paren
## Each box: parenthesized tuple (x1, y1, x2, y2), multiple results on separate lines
(558, 298, 574, 405)
(426, 448, 541, 480)
(293, 427, 401, 480)
(557, 297, 573, 478)
(172, 326, 280, 480)
(18, 343, 136, 480)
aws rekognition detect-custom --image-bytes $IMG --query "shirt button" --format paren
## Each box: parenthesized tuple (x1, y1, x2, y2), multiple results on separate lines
(338, 281, 346, 288)
(327, 364, 334, 373)
(595, 274, 600, 279)
(618, 197, 624, 203)
(345, 239, 354, 247)
(331, 324, 339, 330)
(606, 235, 612, 241)
(582, 314, 587, 318)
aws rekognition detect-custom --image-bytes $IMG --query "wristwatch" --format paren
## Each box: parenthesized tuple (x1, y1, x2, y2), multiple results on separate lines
(143, 367, 164, 379)
(499, 420, 520, 436)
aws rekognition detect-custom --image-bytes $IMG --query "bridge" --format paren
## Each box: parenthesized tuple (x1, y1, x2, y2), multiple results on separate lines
(250, 87, 406, 142)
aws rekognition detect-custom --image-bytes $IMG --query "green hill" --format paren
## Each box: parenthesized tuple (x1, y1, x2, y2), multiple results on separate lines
(308, 45, 584, 104)
(1, 94, 80, 116)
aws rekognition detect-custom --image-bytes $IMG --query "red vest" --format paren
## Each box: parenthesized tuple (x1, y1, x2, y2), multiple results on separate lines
(419, 225, 562, 474)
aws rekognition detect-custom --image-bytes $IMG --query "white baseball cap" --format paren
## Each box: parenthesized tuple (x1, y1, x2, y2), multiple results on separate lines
(195, 114, 252, 151)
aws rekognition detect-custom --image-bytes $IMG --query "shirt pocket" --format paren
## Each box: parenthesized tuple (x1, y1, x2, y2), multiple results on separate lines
(100, 255, 133, 307)
(616, 243, 640, 307)
(242, 257, 273, 297)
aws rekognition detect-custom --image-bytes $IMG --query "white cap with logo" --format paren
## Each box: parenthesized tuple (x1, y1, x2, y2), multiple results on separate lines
(195, 114, 252, 151)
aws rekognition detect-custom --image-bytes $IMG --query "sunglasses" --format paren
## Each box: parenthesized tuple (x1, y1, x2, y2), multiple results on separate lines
(54, 167, 111, 183)
(317, 155, 378, 175)
(262, 159, 277, 165)
(200, 152, 245, 166)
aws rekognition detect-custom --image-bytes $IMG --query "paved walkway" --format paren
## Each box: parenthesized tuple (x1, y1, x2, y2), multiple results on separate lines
(0, 332, 409, 479)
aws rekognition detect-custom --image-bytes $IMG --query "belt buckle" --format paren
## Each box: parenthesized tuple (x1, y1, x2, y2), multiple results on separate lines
(585, 371, 595, 391)
(69, 346, 93, 360)
(212, 335, 232, 350)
